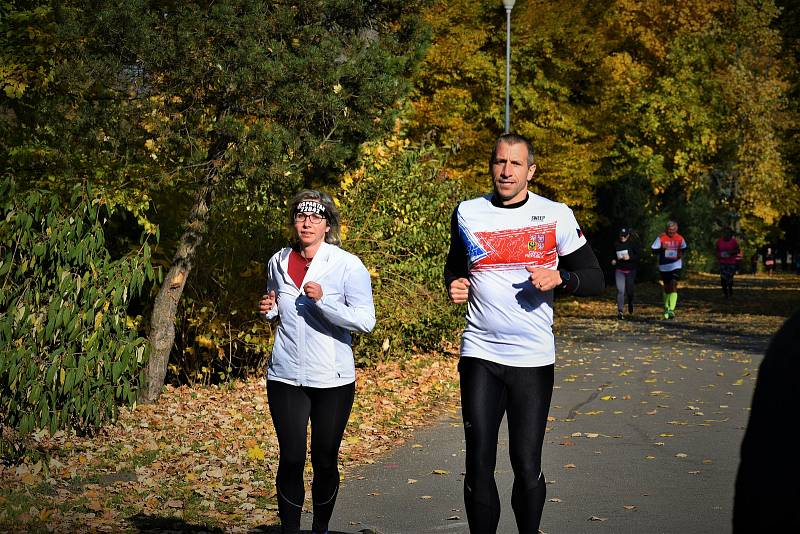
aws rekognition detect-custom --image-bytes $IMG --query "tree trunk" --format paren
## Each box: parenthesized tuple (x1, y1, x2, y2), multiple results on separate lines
(139, 181, 214, 403)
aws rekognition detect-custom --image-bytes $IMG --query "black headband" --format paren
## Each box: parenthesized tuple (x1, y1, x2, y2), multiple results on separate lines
(294, 201, 326, 216)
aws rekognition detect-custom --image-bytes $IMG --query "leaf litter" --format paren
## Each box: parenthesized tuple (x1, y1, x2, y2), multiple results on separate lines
(0, 352, 459, 532)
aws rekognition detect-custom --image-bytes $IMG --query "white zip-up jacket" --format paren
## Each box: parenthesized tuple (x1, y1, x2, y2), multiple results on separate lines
(263, 242, 376, 388)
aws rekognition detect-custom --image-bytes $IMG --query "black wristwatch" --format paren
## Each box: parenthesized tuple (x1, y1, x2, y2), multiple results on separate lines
(558, 270, 571, 289)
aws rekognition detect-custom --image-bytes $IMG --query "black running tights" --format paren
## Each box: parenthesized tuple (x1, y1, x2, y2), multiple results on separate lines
(267, 380, 355, 534)
(459, 358, 554, 534)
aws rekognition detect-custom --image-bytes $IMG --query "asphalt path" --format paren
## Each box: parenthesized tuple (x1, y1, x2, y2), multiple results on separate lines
(321, 313, 769, 534)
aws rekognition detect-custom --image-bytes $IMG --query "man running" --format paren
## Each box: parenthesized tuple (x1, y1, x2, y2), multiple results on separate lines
(444, 133, 604, 533)
(651, 221, 688, 319)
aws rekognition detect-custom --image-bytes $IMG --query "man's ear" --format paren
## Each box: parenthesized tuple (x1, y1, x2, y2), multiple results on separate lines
(527, 163, 537, 182)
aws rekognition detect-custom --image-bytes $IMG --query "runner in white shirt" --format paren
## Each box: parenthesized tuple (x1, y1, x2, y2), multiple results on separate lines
(445, 134, 604, 533)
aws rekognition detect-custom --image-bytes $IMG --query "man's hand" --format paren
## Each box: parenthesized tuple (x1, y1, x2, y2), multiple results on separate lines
(526, 266, 562, 291)
(303, 281, 324, 302)
(448, 277, 470, 304)
(259, 290, 277, 315)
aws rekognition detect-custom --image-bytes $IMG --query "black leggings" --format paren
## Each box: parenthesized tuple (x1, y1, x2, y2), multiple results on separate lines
(459, 358, 554, 534)
(267, 380, 355, 534)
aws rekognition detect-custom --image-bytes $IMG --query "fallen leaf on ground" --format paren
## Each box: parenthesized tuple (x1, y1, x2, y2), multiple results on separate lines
(247, 445, 265, 461)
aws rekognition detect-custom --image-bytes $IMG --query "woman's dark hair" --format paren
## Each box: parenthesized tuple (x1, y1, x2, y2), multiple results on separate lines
(288, 189, 341, 246)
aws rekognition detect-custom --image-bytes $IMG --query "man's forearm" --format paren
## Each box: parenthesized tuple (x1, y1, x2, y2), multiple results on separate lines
(558, 242, 604, 296)
(444, 207, 468, 289)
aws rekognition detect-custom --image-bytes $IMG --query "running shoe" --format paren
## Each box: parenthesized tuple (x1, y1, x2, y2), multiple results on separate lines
(667, 309, 675, 319)
(663, 311, 670, 319)
(618, 311, 624, 320)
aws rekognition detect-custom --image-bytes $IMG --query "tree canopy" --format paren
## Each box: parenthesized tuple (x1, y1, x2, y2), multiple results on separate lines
(2, 0, 799, 436)
(2, 0, 431, 404)
(407, 0, 799, 247)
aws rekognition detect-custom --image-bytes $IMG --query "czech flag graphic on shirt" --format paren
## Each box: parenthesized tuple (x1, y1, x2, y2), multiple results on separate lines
(458, 225, 490, 265)
(461, 221, 558, 271)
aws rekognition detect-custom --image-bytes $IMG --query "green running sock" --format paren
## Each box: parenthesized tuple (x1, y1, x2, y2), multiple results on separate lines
(668, 292, 678, 311)
(663, 293, 669, 310)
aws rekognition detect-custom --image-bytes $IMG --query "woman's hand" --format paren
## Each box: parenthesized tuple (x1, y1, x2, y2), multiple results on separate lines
(259, 290, 276, 315)
(303, 281, 323, 302)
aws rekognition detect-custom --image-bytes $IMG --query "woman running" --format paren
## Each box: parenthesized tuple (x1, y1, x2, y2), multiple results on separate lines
(259, 190, 375, 534)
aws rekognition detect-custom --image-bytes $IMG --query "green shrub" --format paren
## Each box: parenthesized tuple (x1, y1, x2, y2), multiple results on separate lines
(126, 138, 474, 381)
(339, 138, 472, 365)
(0, 182, 157, 457)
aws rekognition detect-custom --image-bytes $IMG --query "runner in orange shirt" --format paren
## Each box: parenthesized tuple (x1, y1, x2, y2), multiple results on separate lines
(651, 221, 688, 319)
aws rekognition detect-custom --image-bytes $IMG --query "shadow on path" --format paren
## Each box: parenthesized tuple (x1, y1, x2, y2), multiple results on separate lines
(128, 513, 225, 533)
(630, 316, 772, 353)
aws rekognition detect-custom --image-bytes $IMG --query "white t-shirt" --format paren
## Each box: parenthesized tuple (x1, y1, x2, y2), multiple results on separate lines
(456, 193, 587, 367)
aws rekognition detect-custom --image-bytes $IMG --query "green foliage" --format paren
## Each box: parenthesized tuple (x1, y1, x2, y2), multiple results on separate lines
(2, 0, 799, 397)
(1, 0, 432, 215)
(151, 135, 471, 377)
(586, 0, 798, 244)
(1, 1, 432, 393)
(338, 136, 470, 365)
(168, 290, 275, 386)
(0, 182, 157, 455)
(408, 0, 610, 224)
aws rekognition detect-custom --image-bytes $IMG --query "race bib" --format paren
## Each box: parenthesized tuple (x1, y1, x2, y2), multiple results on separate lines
(616, 249, 629, 260)
(665, 249, 678, 259)
(720, 251, 730, 258)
